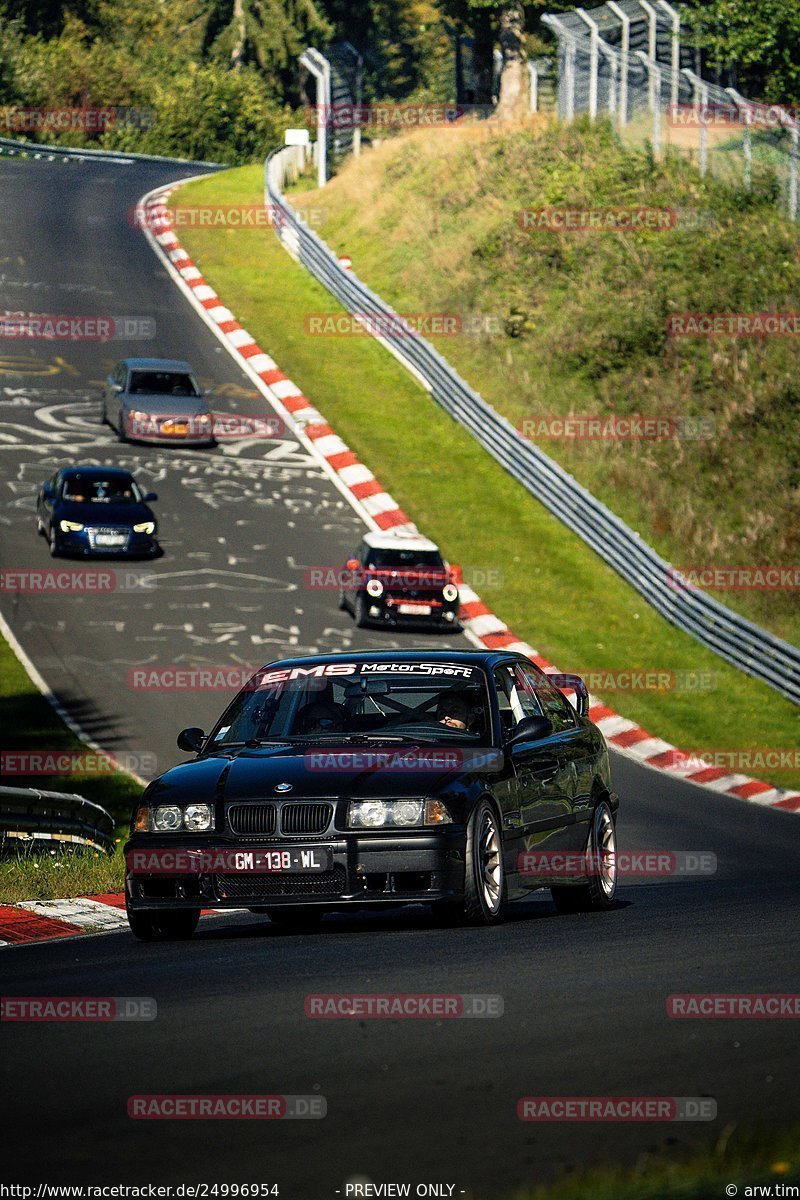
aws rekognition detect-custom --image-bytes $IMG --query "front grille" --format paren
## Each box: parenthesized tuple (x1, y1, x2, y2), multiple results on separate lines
(280, 802, 333, 835)
(87, 526, 130, 550)
(228, 803, 277, 836)
(214, 865, 346, 899)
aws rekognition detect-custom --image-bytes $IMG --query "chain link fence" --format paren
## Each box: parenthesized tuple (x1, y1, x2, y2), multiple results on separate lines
(543, 2, 799, 220)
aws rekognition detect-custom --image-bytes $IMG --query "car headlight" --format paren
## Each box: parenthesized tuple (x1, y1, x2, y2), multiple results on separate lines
(366, 578, 384, 598)
(348, 798, 450, 828)
(153, 805, 183, 831)
(183, 803, 213, 831)
(133, 521, 155, 534)
(60, 520, 84, 533)
(442, 583, 459, 603)
(149, 803, 215, 832)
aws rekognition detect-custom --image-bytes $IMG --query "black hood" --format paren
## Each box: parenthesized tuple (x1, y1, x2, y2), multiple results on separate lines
(146, 743, 500, 804)
(59, 500, 154, 526)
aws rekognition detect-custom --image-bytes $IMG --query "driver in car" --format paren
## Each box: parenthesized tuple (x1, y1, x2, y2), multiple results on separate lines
(295, 699, 346, 735)
(436, 693, 471, 731)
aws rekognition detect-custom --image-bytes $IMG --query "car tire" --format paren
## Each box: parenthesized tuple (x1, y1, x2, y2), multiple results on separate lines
(127, 908, 200, 942)
(266, 907, 324, 931)
(36, 515, 44, 536)
(338, 593, 349, 612)
(551, 799, 617, 914)
(354, 594, 370, 629)
(48, 526, 60, 558)
(117, 409, 128, 443)
(462, 797, 506, 925)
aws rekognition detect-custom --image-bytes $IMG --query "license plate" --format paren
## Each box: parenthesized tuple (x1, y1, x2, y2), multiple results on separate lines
(230, 846, 333, 873)
(163, 423, 187, 435)
(399, 603, 431, 615)
(95, 534, 126, 546)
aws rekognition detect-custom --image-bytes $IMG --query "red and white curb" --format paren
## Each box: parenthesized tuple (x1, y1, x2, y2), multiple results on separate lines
(0, 894, 127, 946)
(133, 183, 799, 817)
(0, 893, 246, 947)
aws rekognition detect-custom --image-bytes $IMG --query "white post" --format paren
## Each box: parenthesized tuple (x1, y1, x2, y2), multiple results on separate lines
(657, 0, 680, 109)
(638, 0, 658, 70)
(300, 48, 330, 187)
(576, 9, 600, 120)
(636, 52, 661, 153)
(725, 87, 752, 191)
(565, 38, 577, 121)
(528, 60, 539, 113)
(607, 1, 630, 126)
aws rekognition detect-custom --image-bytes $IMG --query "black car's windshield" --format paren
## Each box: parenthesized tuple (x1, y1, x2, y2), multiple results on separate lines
(209, 661, 490, 746)
(128, 370, 199, 397)
(62, 476, 142, 504)
(366, 549, 446, 571)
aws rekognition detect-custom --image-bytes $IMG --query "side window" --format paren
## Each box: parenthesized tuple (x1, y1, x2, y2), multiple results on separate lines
(495, 664, 540, 731)
(518, 666, 576, 733)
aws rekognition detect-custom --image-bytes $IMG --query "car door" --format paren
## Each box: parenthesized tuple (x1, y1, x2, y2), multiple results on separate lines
(38, 471, 61, 532)
(495, 664, 574, 861)
(518, 664, 595, 851)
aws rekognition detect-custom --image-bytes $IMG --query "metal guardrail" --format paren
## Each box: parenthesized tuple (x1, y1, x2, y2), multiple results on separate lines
(0, 134, 224, 168)
(265, 144, 800, 705)
(0, 786, 116, 855)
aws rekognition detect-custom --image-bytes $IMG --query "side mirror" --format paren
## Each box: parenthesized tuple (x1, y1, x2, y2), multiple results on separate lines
(177, 727, 205, 753)
(42, 484, 55, 501)
(111, 382, 123, 393)
(143, 491, 158, 503)
(345, 558, 360, 572)
(506, 715, 553, 746)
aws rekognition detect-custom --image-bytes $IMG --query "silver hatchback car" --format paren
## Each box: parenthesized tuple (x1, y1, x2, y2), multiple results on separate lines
(102, 357, 214, 446)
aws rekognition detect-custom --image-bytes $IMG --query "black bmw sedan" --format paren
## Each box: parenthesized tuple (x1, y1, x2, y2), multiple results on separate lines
(125, 650, 619, 939)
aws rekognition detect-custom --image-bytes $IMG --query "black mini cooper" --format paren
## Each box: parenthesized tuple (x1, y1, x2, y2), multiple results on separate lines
(125, 650, 619, 939)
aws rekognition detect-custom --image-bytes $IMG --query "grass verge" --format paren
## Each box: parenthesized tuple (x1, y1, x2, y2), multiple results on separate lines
(511, 1124, 798, 1200)
(171, 165, 800, 790)
(0, 631, 135, 902)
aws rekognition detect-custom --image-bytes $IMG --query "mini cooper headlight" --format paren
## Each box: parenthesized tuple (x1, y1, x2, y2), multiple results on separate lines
(132, 521, 155, 535)
(366, 578, 384, 598)
(60, 520, 84, 533)
(183, 803, 213, 831)
(442, 583, 459, 603)
(153, 805, 183, 831)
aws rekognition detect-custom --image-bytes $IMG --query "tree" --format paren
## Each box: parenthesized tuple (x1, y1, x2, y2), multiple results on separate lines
(680, 0, 800, 104)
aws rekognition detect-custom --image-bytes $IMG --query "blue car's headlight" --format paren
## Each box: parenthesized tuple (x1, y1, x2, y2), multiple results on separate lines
(60, 520, 84, 532)
(132, 521, 155, 535)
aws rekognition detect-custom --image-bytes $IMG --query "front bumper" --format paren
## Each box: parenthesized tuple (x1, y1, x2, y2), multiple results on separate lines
(358, 594, 460, 627)
(125, 831, 466, 910)
(56, 530, 159, 558)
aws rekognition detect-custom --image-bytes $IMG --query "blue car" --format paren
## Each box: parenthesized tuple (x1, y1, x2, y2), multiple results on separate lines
(36, 466, 159, 558)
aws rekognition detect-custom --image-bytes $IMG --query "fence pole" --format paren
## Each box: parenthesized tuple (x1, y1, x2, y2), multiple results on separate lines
(576, 9, 600, 120)
(657, 0, 681, 109)
(528, 60, 539, 113)
(725, 88, 752, 192)
(607, 1, 630, 126)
